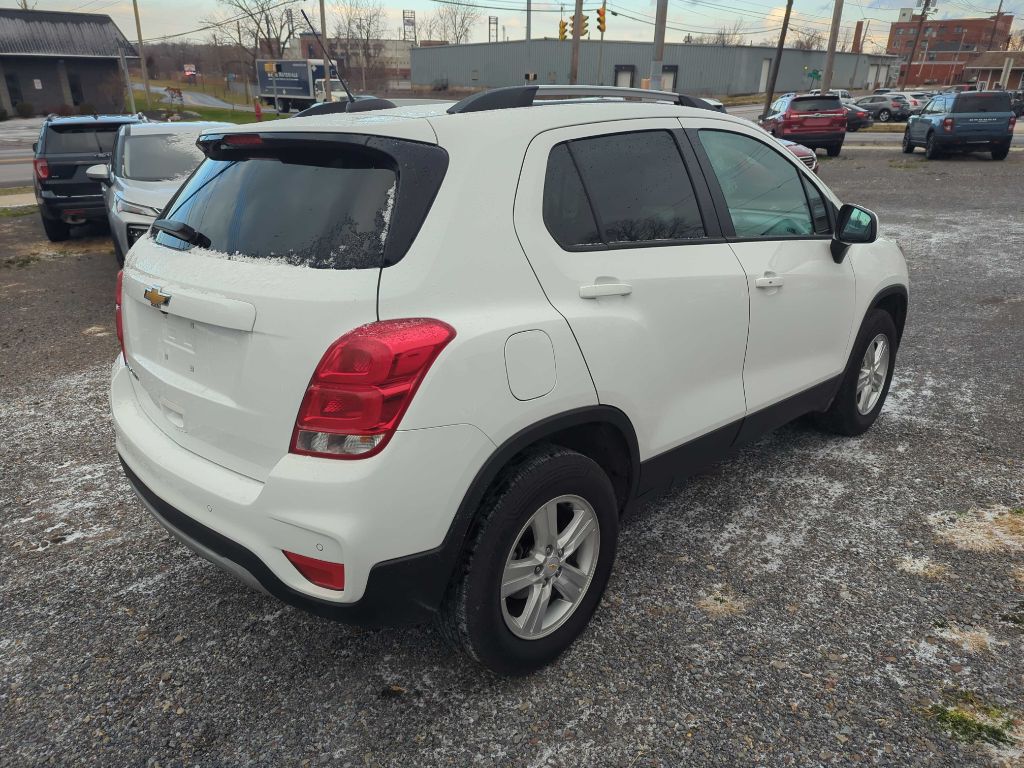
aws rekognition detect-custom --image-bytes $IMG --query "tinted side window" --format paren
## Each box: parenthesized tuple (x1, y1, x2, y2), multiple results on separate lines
(570, 131, 705, 244)
(542, 144, 601, 248)
(802, 176, 831, 235)
(699, 130, 814, 239)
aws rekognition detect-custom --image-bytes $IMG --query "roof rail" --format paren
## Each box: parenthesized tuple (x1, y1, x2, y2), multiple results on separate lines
(446, 85, 717, 115)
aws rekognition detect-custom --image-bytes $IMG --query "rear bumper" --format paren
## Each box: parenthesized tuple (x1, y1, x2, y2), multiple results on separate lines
(777, 132, 845, 148)
(933, 134, 1012, 148)
(111, 359, 496, 626)
(36, 190, 106, 221)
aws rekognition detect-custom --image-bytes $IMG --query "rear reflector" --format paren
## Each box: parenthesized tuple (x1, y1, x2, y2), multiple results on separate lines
(283, 551, 345, 591)
(290, 318, 456, 460)
(224, 134, 263, 146)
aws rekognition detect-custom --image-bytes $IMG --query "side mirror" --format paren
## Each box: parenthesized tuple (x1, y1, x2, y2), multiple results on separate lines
(86, 163, 110, 184)
(831, 204, 878, 263)
(32, 142, 38, 153)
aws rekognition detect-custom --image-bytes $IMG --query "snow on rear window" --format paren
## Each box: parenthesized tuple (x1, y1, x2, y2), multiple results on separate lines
(154, 149, 397, 270)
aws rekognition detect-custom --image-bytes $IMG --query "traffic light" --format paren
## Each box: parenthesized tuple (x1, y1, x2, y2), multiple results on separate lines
(597, 6, 606, 34)
(573, 13, 589, 37)
(559, 19, 567, 40)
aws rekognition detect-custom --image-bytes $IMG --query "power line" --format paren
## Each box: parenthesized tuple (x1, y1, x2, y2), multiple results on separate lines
(139, 0, 303, 44)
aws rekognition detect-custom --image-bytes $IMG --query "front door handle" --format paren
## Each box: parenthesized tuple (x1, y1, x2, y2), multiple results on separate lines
(754, 273, 784, 289)
(579, 282, 633, 299)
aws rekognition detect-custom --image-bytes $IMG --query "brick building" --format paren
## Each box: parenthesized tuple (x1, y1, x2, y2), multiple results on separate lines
(0, 9, 136, 116)
(885, 8, 1014, 86)
(963, 51, 1024, 90)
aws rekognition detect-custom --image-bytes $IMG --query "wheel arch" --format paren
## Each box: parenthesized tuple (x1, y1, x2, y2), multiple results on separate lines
(868, 284, 908, 343)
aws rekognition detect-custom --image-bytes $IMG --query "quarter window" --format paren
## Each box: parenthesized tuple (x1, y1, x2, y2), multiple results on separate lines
(542, 130, 705, 249)
(698, 130, 815, 239)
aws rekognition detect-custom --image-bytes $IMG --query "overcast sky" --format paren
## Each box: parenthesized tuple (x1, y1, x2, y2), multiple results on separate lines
(12, 0, 1022, 52)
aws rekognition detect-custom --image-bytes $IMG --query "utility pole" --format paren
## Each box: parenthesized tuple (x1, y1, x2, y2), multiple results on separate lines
(319, 0, 332, 102)
(820, 0, 845, 93)
(120, 47, 137, 113)
(987, 0, 1004, 51)
(569, 0, 583, 84)
(947, 28, 966, 86)
(649, 0, 668, 90)
(526, 0, 531, 41)
(900, 0, 931, 88)
(131, 0, 151, 107)
(596, 0, 607, 85)
(761, 0, 794, 120)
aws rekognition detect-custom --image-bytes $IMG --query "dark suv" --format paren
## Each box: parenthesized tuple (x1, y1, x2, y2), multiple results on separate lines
(33, 115, 144, 242)
(903, 91, 1015, 160)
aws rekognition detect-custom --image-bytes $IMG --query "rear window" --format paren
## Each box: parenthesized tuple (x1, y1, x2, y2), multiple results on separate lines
(156, 146, 397, 269)
(953, 92, 1011, 113)
(789, 97, 842, 113)
(121, 133, 205, 182)
(44, 124, 121, 154)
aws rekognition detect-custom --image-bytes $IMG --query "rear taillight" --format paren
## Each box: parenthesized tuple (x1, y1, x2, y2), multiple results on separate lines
(284, 551, 345, 591)
(943, 117, 954, 133)
(1010, 115, 1017, 132)
(290, 318, 456, 459)
(115, 270, 126, 361)
(33, 158, 49, 181)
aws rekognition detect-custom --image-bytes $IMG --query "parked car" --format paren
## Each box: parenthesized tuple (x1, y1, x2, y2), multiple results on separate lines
(776, 138, 819, 173)
(854, 94, 911, 122)
(111, 86, 908, 675)
(887, 91, 931, 114)
(32, 114, 144, 242)
(87, 121, 233, 265)
(873, 87, 895, 95)
(759, 94, 847, 155)
(903, 90, 1015, 160)
(1009, 90, 1024, 117)
(810, 88, 852, 100)
(841, 101, 874, 131)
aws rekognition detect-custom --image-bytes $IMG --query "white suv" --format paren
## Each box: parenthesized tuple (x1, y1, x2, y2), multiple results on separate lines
(111, 86, 909, 675)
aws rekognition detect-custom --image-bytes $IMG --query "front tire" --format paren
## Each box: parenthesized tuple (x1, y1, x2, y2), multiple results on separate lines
(902, 129, 914, 153)
(438, 445, 619, 676)
(815, 309, 898, 437)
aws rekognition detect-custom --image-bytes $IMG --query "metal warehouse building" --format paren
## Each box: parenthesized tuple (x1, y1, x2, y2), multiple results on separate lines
(412, 39, 897, 96)
(0, 9, 136, 116)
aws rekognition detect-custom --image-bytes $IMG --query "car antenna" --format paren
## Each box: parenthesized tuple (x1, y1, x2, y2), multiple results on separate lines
(300, 9, 355, 105)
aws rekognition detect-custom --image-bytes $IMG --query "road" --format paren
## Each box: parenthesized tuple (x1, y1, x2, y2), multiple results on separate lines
(0, 117, 43, 187)
(2, 148, 1022, 766)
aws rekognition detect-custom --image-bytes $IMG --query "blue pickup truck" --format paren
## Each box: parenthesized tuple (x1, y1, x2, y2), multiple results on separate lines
(902, 91, 1015, 161)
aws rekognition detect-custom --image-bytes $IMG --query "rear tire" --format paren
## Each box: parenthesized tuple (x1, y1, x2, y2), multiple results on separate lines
(992, 144, 1010, 161)
(437, 445, 619, 676)
(826, 143, 842, 157)
(40, 214, 70, 242)
(902, 129, 914, 153)
(925, 132, 941, 160)
(814, 309, 898, 437)
(878, 109, 891, 122)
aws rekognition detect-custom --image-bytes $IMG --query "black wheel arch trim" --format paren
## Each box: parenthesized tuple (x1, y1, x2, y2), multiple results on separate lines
(866, 283, 909, 342)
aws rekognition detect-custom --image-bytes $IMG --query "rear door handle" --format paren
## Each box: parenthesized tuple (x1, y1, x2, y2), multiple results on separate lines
(579, 282, 633, 299)
(755, 274, 784, 289)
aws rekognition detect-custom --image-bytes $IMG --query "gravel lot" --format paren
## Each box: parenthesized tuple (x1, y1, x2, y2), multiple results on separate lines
(2, 147, 1023, 767)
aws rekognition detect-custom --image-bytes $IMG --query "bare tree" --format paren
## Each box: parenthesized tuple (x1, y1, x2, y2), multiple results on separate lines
(16, 0, 37, 9)
(791, 29, 826, 51)
(435, 3, 480, 45)
(418, 10, 446, 43)
(202, 0, 293, 62)
(333, 0, 389, 91)
(712, 20, 745, 47)
(1007, 29, 1024, 51)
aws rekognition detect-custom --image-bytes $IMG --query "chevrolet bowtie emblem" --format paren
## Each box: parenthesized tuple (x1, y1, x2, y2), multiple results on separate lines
(143, 286, 171, 308)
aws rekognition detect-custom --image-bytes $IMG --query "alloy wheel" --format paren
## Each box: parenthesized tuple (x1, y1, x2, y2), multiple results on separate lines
(500, 495, 600, 640)
(856, 333, 890, 415)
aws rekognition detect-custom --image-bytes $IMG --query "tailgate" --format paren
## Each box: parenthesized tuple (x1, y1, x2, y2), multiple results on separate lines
(42, 155, 107, 197)
(120, 128, 448, 481)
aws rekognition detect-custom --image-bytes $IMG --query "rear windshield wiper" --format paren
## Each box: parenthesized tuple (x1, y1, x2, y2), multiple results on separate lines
(152, 219, 211, 249)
